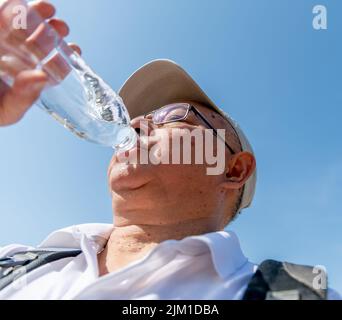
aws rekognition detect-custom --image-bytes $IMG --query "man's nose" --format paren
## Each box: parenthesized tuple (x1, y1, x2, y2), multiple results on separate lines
(131, 116, 155, 136)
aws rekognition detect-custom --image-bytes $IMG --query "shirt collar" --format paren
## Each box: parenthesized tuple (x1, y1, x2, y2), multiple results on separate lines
(37, 223, 247, 279)
(170, 230, 248, 279)
(37, 223, 113, 250)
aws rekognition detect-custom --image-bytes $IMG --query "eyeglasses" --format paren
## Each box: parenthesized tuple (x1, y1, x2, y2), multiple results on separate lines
(144, 103, 236, 154)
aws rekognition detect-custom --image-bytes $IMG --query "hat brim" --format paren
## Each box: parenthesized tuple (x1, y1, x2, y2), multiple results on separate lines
(118, 59, 221, 119)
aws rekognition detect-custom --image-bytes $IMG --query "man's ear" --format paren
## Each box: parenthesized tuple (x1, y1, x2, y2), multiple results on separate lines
(221, 152, 256, 190)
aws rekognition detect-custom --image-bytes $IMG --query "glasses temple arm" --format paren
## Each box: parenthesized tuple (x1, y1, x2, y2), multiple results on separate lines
(191, 106, 235, 155)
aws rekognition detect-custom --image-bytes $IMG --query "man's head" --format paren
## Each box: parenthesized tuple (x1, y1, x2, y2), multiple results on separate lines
(107, 60, 257, 232)
(108, 100, 255, 231)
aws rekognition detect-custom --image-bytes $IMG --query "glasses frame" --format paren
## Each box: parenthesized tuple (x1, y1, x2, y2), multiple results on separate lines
(144, 103, 236, 155)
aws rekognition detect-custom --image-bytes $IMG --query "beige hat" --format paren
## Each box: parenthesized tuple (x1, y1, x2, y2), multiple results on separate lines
(118, 59, 257, 213)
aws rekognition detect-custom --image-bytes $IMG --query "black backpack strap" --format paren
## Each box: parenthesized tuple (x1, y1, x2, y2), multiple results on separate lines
(0, 249, 82, 291)
(242, 259, 328, 300)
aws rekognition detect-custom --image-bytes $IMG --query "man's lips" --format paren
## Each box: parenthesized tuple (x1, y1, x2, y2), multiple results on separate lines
(114, 135, 160, 162)
(106, 132, 166, 192)
(108, 161, 153, 192)
(107, 134, 161, 179)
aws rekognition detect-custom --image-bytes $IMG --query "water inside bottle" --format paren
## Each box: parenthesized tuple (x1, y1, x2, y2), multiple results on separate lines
(38, 49, 137, 151)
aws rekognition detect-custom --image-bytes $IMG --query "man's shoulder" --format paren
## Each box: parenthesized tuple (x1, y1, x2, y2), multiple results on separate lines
(0, 223, 113, 258)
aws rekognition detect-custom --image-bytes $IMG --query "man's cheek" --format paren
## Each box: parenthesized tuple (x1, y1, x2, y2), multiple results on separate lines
(149, 143, 162, 165)
(147, 131, 171, 165)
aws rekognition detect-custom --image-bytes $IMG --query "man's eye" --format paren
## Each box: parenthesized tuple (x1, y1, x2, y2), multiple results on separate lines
(166, 115, 182, 121)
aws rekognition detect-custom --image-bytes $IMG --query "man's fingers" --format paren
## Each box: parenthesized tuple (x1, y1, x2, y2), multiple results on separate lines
(0, 0, 57, 56)
(0, 70, 48, 126)
(48, 18, 70, 38)
(0, 1, 79, 126)
(0, 79, 10, 98)
(12, 69, 48, 89)
(68, 43, 82, 55)
(0, 53, 36, 79)
(29, 0, 56, 20)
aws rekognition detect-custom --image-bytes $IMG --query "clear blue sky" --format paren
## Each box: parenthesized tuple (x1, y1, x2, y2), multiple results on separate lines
(1, 0, 341, 292)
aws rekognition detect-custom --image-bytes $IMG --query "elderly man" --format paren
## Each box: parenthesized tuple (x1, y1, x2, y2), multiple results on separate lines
(0, 1, 339, 300)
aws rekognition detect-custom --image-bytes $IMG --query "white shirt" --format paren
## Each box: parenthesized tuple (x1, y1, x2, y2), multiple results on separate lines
(0, 224, 340, 300)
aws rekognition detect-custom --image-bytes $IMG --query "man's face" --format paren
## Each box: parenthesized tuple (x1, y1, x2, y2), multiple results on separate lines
(107, 101, 238, 228)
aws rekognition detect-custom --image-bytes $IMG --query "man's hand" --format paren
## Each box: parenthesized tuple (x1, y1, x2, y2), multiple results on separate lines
(0, 0, 81, 126)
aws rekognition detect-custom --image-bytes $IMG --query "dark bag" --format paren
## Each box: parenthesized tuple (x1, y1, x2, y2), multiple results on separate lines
(0, 249, 82, 291)
(242, 259, 327, 300)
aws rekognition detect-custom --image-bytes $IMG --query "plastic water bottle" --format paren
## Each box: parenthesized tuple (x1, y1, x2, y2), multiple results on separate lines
(0, 0, 137, 152)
